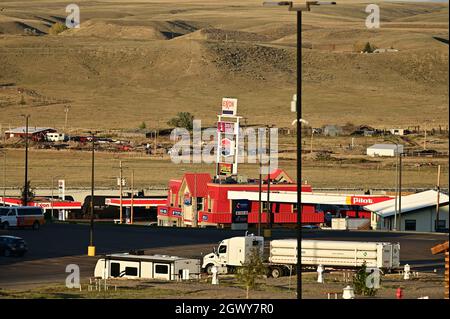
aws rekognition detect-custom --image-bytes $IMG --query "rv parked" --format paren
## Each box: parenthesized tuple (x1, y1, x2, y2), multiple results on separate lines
(94, 252, 201, 281)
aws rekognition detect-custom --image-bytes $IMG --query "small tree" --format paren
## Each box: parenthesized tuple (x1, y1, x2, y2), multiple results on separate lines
(167, 112, 194, 131)
(139, 121, 147, 130)
(352, 262, 378, 296)
(235, 248, 267, 299)
(20, 181, 35, 205)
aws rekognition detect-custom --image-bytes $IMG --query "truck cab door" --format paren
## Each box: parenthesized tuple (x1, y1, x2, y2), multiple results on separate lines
(218, 245, 228, 265)
(6, 209, 17, 227)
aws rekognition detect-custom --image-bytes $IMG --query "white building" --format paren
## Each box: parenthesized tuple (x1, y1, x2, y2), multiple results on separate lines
(389, 128, 405, 136)
(364, 190, 449, 232)
(46, 132, 65, 142)
(367, 144, 403, 157)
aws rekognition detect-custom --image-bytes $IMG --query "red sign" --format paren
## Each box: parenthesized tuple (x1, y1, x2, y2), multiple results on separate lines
(217, 121, 235, 134)
(349, 196, 391, 206)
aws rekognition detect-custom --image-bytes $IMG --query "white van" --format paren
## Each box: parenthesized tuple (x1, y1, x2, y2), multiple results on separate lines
(0, 206, 45, 230)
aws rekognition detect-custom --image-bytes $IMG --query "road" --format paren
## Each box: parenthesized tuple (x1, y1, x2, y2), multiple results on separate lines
(0, 223, 447, 288)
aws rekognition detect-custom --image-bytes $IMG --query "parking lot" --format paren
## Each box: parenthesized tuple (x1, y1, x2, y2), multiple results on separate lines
(0, 223, 447, 289)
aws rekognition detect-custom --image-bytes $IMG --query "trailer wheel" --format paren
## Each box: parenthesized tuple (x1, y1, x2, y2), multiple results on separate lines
(271, 267, 283, 278)
(32, 221, 40, 230)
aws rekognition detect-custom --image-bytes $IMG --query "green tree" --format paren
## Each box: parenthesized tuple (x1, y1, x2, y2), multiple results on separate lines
(167, 112, 194, 131)
(139, 121, 147, 130)
(235, 248, 267, 299)
(49, 22, 68, 35)
(352, 262, 378, 296)
(20, 181, 35, 205)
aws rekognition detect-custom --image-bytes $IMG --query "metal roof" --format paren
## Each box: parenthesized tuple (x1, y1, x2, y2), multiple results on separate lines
(367, 144, 403, 150)
(105, 253, 198, 263)
(5, 127, 55, 134)
(364, 190, 449, 217)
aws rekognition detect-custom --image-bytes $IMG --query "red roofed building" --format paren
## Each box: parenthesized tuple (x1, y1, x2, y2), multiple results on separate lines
(157, 169, 318, 228)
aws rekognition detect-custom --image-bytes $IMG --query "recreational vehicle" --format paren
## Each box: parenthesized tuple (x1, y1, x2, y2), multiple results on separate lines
(94, 253, 201, 281)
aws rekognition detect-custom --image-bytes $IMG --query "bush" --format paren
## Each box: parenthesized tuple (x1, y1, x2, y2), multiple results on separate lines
(167, 112, 194, 131)
(235, 248, 266, 299)
(352, 262, 378, 296)
(49, 22, 68, 35)
(362, 42, 376, 53)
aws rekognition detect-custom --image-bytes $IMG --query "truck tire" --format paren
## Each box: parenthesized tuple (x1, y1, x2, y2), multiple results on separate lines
(1, 222, 9, 230)
(271, 267, 283, 278)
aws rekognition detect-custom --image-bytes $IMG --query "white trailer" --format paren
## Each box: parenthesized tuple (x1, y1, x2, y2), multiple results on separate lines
(94, 253, 201, 281)
(202, 235, 400, 278)
(270, 239, 400, 270)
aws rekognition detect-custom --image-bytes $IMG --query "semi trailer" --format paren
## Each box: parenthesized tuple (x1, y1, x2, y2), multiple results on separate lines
(202, 235, 400, 278)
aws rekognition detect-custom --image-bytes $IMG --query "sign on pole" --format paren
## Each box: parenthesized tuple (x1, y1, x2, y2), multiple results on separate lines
(231, 199, 249, 230)
(222, 98, 238, 116)
(58, 180, 65, 200)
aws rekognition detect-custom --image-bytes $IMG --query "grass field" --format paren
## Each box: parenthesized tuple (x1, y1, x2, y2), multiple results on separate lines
(0, 147, 447, 189)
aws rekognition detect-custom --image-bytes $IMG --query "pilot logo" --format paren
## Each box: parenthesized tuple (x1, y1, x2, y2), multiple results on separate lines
(65, 264, 80, 289)
(365, 4, 380, 29)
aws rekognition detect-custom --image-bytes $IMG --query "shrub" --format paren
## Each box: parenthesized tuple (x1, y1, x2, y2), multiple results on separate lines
(235, 248, 267, 299)
(49, 22, 68, 35)
(167, 112, 194, 131)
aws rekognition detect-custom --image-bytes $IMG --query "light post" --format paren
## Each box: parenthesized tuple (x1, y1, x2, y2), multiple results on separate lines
(20, 114, 30, 206)
(0, 150, 5, 205)
(263, 0, 336, 300)
(88, 132, 96, 256)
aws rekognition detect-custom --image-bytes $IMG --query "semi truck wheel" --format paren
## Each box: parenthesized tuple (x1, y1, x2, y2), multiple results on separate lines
(271, 267, 283, 278)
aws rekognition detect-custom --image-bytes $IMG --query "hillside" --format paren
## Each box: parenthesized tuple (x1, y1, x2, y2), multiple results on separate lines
(0, 0, 448, 132)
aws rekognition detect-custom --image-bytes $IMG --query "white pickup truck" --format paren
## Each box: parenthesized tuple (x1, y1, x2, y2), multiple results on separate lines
(202, 235, 400, 278)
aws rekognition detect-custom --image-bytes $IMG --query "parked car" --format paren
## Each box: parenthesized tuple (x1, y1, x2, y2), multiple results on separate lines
(0, 235, 28, 257)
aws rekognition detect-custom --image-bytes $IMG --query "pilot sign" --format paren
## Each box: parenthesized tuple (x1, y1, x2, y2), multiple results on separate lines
(231, 199, 249, 230)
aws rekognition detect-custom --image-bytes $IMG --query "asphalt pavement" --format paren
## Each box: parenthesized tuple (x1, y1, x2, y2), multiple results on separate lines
(0, 223, 447, 288)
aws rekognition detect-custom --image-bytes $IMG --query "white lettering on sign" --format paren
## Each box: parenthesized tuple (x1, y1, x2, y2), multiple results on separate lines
(352, 197, 374, 205)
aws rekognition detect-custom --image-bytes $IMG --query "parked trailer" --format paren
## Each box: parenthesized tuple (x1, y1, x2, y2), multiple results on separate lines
(94, 253, 201, 281)
(269, 239, 400, 271)
(202, 235, 400, 278)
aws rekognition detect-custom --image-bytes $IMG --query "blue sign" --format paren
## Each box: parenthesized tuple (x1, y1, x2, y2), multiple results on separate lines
(172, 210, 182, 217)
(232, 199, 249, 224)
(160, 208, 168, 215)
(202, 215, 208, 221)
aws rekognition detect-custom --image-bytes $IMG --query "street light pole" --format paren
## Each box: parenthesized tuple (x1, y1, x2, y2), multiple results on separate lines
(262, 0, 336, 301)
(0, 151, 6, 205)
(88, 132, 96, 256)
(21, 114, 30, 206)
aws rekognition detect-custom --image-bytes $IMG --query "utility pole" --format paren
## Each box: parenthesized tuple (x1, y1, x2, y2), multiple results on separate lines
(21, 114, 30, 206)
(394, 153, 398, 231)
(398, 153, 402, 230)
(258, 129, 262, 236)
(267, 126, 272, 228)
(88, 131, 96, 256)
(423, 126, 427, 150)
(310, 128, 314, 153)
(435, 165, 441, 231)
(1, 151, 6, 205)
(131, 169, 134, 225)
(119, 160, 123, 224)
(64, 105, 70, 132)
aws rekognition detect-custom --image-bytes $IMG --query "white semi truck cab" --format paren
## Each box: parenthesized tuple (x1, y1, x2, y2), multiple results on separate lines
(202, 234, 264, 274)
